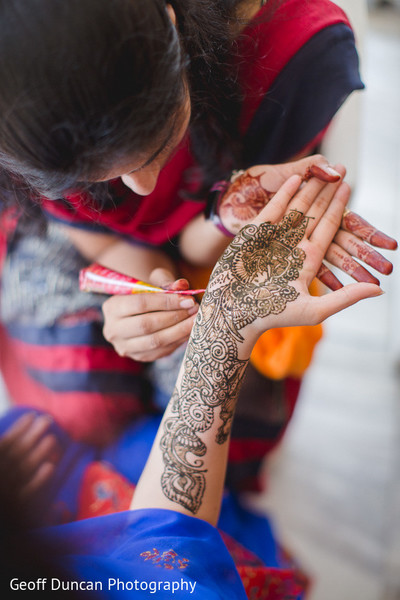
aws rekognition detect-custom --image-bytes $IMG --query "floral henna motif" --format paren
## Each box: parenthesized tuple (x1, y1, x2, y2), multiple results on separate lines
(219, 171, 274, 234)
(159, 211, 308, 513)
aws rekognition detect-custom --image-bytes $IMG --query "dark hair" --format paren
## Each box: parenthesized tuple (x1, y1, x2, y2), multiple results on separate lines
(0, 0, 276, 223)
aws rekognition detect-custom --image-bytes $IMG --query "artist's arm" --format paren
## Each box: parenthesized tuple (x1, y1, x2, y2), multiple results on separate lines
(63, 226, 176, 280)
(132, 173, 386, 525)
(180, 155, 397, 290)
(62, 225, 198, 361)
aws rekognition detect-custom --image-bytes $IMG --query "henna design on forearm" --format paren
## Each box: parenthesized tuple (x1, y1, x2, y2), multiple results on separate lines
(159, 210, 309, 513)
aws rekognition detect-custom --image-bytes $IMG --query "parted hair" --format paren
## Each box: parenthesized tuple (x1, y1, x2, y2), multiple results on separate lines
(0, 0, 278, 222)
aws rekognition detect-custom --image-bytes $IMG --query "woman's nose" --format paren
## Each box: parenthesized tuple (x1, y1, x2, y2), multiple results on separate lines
(121, 166, 160, 196)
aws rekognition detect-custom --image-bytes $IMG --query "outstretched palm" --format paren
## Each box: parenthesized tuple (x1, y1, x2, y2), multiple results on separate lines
(217, 156, 396, 292)
(207, 173, 384, 349)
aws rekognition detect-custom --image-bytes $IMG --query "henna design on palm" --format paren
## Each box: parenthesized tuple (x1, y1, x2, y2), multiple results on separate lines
(160, 210, 309, 513)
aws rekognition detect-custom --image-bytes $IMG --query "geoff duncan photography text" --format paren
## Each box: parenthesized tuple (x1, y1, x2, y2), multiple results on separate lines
(10, 578, 197, 593)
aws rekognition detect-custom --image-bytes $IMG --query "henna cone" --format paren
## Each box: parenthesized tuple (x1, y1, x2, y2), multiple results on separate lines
(79, 264, 205, 296)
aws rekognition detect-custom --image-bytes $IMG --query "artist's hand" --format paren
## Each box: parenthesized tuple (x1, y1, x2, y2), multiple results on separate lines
(216, 155, 396, 291)
(0, 412, 60, 509)
(206, 173, 385, 352)
(102, 268, 199, 362)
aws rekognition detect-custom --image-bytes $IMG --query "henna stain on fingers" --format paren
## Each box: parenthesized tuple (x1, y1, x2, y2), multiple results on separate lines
(346, 238, 393, 275)
(303, 164, 341, 183)
(316, 264, 343, 291)
(329, 248, 380, 285)
(342, 211, 397, 250)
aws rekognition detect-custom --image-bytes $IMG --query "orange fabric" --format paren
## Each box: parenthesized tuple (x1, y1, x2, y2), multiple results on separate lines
(250, 323, 322, 380)
(181, 265, 323, 380)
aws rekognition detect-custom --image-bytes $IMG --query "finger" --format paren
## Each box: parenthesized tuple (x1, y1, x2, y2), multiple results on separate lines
(6, 414, 53, 460)
(334, 229, 393, 275)
(316, 263, 344, 291)
(267, 154, 342, 182)
(22, 434, 59, 474)
(303, 163, 342, 183)
(306, 183, 351, 259)
(253, 175, 303, 225)
(342, 210, 398, 250)
(286, 176, 346, 237)
(325, 242, 380, 285)
(164, 278, 190, 292)
(0, 412, 36, 451)
(149, 268, 179, 289)
(302, 177, 350, 239)
(120, 313, 197, 360)
(102, 290, 197, 320)
(149, 269, 192, 294)
(104, 304, 199, 344)
(306, 282, 383, 323)
(20, 461, 57, 500)
(286, 176, 331, 218)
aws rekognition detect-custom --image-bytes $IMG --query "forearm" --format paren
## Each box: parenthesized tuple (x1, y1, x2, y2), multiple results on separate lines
(95, 240, 177, 281)
(62, 226, 177, 281)
(130, 254, 259, 523)
(131, 316, 253, 525)
(179, 213, 230, 267)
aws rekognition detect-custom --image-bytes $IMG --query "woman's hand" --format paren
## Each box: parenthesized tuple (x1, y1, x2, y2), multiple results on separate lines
(132, 173, 390, 522)
(206, 173, 386, 353)
(0, 412, 60, 509)
(102, 268, 199, 362)
(215, 155, 397, 291)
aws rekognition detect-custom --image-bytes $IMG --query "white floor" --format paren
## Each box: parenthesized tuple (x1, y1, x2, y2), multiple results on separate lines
(250, 6, 400, 600)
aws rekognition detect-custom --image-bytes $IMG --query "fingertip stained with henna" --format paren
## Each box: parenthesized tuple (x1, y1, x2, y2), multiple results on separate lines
(303, 164, 341, 183)
(316, 264, 343, 291)
(342, 212, 398, 251)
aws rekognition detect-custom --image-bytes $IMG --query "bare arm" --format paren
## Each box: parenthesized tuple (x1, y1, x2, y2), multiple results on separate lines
(131, 174, 386, 525)
(62, 226, 177, 281)
(179, 213, 230, 267)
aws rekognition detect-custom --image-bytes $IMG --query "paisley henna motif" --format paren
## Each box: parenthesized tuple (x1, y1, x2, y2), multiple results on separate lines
(159, 210, 308, 513)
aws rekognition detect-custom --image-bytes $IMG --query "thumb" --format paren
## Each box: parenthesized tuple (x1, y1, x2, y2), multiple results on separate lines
(149, 268, 189, 291)
(298, 155, 343, 182)
(311, 283, 383, 323)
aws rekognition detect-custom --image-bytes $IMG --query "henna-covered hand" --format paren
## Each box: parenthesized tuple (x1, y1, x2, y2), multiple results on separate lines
(215, 155, 397, 291)
(159, 174, 385, 514)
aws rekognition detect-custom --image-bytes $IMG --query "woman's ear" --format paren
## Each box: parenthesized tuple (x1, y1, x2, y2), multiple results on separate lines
(166, 4, 177, 26)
